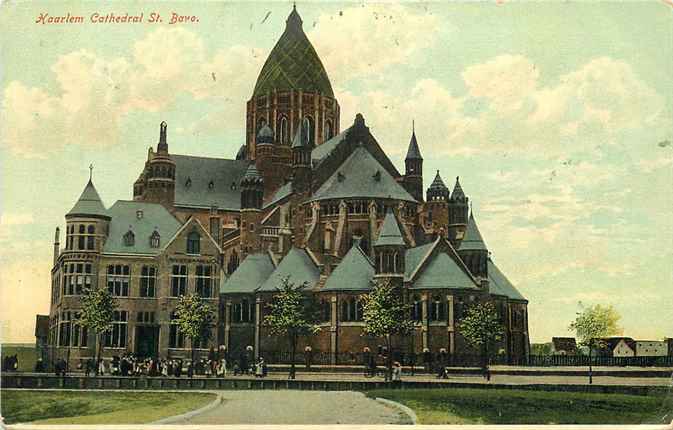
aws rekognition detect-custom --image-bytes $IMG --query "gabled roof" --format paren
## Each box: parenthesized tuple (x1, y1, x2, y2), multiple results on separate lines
(253, 6, 334, 97)
(405, 131, 422, 160)
(103, 201, 182, 255)
(411, 251, 480, 290)
(323, 242, 375, 291)
(374, 210, 405, 247)
(310, 146, 417, 203)
(258, 247, 321, 292)
(404, 241, 435, 280)
(220, 253, 276, 294)
(67, 180, 109, 218)
(172, 155, 250, 211)
(460, 212, 487, 251)
(487, 259, 526, 301)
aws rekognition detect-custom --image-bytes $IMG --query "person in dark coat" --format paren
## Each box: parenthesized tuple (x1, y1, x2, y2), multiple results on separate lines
(34, 358, 45, 372)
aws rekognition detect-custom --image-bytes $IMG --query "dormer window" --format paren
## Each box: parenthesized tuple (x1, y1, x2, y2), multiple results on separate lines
(150, 230, 160, 248)
(373, 170, 381, 182)
(123, 230, 135, 247)
(185, 177, 192, 188)
(187, 231, 201, 254)
(337, 172, 345, 182)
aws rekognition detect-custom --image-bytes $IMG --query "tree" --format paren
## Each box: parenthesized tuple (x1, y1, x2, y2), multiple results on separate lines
(264, 276, 321, 379)
(79, 286, 117, 375)
(458, 301, 505, 380)
(569, 303, 621, 384)
(361, 279, 414, 382)
(175, 293, 216, 375)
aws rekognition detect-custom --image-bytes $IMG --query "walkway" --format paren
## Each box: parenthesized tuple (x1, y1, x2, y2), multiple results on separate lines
(176, 390, 409, 425)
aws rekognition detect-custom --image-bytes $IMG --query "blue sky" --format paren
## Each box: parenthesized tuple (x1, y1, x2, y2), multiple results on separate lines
(1, 1, 671, 343)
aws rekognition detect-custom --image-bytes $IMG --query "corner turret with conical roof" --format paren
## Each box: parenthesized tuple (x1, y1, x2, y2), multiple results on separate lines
(403, 123, 424, 201)
(246, 4, 340, 168)
(240, 163, 264, 256)
(422, 170, 450, 238)
(64, 172, 110, 254)
(144, 121, 176, 208)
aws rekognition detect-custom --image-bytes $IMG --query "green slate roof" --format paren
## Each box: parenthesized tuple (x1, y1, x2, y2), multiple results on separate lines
(411, 252, 480, 290)
(221, 253, 275, 294)
(67, 180, 109, 218)
(103, 201, 182, 255)
(258, 247, 320, 292)
(323, 242, 375, 291)
(451, 176, 465, 199)
(488, 259, 526, 301)
(428, 171, 448, 191)
(172, 155, 250, 211)
(374, 210, 405, 247)
(460, 212, 488, 251)
(252, 7, 334, 97)
(310, 146, 417, 203)
(404, 241, 435, 280)
(405, 131, 422, 160)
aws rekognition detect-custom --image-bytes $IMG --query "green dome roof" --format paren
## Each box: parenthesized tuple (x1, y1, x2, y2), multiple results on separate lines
(252, 6, 334, 98)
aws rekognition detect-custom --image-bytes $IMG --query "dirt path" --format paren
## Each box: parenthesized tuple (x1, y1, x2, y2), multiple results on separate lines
(178, 390, 409, 425)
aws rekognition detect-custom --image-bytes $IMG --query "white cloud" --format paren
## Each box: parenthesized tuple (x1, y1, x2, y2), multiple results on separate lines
(311, 4, 441, 83)
(1, 28, 265, 157)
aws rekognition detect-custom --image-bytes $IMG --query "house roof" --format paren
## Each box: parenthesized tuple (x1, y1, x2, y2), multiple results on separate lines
(411, 251, 480, 290)
(428, 171, 449, 192)
(487, 259, 527, 301)
(67, 180, 109, 218)
(551, 337, 577, 352)
(311, 128, 349, 165)
(323, 242, 375, 291)
(220, 253, 276, 294)
(404, 241, 435, 280)
(310, 146, 417, 203)
(172, 154, 250, 211)
(374, 210, 405, 247)
(102, 200, 182, 255)
(252, 6, 333, 98)
(460, 212, 487, 251)
(258, 247, 321, 292)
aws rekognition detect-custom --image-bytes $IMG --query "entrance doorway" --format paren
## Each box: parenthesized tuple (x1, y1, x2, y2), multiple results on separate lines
(135, 326, 159, 358)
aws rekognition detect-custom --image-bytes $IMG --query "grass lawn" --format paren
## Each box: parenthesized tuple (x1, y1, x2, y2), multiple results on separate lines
(366, 388, 673, 425)
(1, 390, 216, 424)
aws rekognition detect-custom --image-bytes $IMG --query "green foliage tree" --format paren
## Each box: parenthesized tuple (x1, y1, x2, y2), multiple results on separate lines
(263, 276, 321, 379)
(79, 286, 117, 375)
(361, 279, 414, 382)
(175, 293, 216, 374)
(458, 301, 505, 380)
(569, 303, 621, 384)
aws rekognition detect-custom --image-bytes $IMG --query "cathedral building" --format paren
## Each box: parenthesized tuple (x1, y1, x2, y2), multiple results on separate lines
(45, 6, 529, 366)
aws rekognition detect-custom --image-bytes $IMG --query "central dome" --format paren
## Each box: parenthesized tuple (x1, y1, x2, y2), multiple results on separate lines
(252, 6, 334, 97)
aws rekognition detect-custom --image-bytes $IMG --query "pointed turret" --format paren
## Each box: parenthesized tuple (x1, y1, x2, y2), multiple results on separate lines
(67, 179, 108, 219)
(240, 164, 265, 256)
(374, 209, 406, 277)
(427, 170, 449, 202)
(448, 176, 469, 230)
(451, 176, 465, 200)
(461, 211, 487, 251)
(157, 121, 168, 153)
(458, 211, 488, 279)
(403, 123, 424, 201)
(374, 210, 405, 247)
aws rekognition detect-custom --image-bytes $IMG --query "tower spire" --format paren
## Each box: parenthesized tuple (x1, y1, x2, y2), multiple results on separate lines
(89, 164, 93, 182)
(158, 121, 168, 152)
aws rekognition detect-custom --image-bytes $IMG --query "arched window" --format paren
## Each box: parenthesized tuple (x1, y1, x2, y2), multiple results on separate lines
(279, 116, 289, 145)
(320, 299, 331, 322)
(123, 230, 135, 247)
(227, 251, 240, 275)
(341, 299, 350, 322)
(242, 299, 250, 322)
(86, 225, 95, 250)
(187, 231, 200, 254)
(411, 295, 422, 321)
(257, 116, 267, 132)
(78, 225, 86, 250)
(302, 116, 314, 146)
(354, 298, 363, 321)
(324, 119, 333, 141)
(430, 296, 446, 321)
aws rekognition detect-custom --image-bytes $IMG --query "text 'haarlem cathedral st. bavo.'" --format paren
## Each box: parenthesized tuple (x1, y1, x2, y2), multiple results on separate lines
(41, 6, 529, 367)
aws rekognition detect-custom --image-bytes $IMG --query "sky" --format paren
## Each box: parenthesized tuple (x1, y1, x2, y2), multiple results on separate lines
(0, 1, 671, 344)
